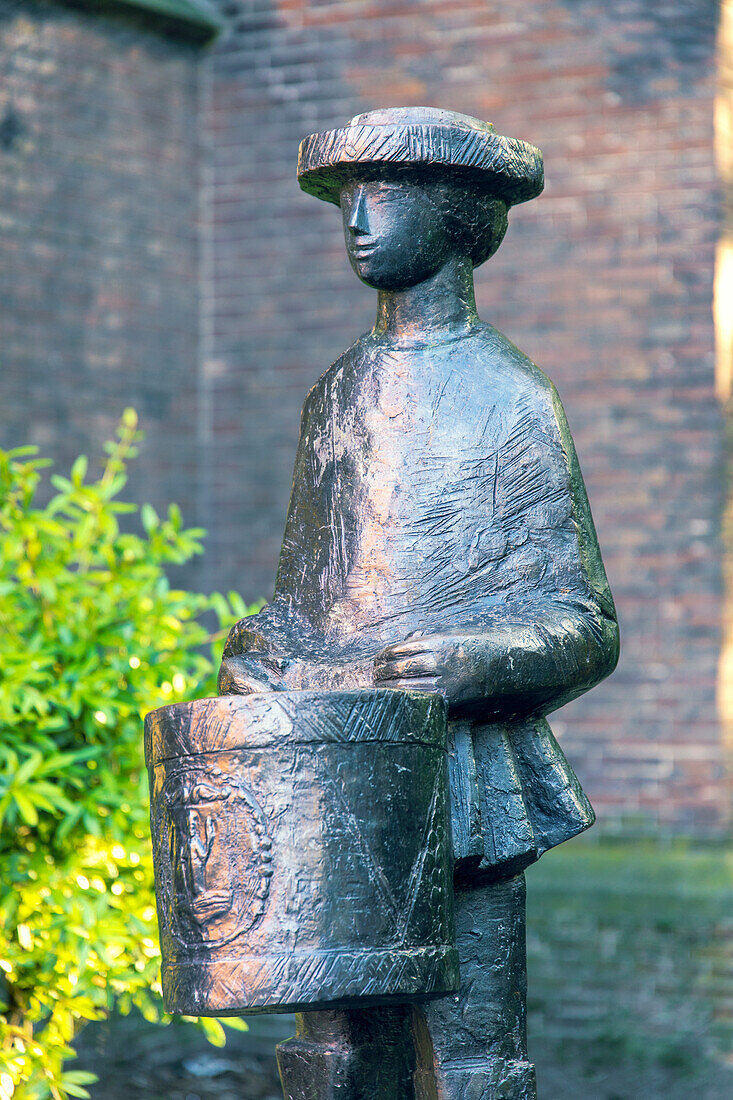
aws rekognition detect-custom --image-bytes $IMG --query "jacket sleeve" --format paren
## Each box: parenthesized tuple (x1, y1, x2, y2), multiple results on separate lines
(457, 379, 619, 719)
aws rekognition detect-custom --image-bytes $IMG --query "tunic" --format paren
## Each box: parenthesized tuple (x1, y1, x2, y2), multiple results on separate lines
(222, 322, 619, 882)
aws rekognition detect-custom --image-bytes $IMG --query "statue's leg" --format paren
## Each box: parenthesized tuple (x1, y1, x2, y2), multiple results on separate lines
(412, 874, 537, 1100)
(276, 877, 534, 1099)
(277, 1004, 415, 1100)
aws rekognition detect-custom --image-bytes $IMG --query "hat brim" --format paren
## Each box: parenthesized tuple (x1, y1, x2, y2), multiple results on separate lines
(297, 122, 544, 207)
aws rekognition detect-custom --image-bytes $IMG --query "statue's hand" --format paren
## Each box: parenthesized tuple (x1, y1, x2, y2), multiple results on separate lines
(218, 653, 290, 696)
(373, 633, 482, 706)
(219, 606, 297, 695)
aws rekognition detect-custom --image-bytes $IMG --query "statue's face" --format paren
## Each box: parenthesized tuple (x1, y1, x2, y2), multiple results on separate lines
(340, 178, 453, 291)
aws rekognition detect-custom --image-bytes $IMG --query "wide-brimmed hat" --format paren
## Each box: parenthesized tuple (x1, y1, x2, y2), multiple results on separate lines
(297, 106, 543, 207)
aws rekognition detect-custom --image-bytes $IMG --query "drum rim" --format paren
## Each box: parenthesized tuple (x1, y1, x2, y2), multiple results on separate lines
(144, 688, 447, 766)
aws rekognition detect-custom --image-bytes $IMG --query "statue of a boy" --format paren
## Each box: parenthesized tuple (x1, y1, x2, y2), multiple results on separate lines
(219, 108, 619, 1100)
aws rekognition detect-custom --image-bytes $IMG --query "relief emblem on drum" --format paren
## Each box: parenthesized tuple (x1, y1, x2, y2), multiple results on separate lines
(155, 762, 273, 948)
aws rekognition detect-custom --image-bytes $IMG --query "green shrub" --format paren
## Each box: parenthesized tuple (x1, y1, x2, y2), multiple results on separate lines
(0, 411, 255, 1099)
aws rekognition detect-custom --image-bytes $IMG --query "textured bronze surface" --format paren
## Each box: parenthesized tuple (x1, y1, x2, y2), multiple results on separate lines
(145, 690, 457, 1015)
(220, 110, 618, 893)
(147, 105, 619, 1098)
(277, 875, 535, 1099)
(297, 107, 544, 207)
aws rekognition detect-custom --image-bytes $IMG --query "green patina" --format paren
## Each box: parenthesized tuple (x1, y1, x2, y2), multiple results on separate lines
(64, 0, 222, 41)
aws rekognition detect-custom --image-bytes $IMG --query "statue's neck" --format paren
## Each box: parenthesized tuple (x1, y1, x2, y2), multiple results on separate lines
(373, 256, 479, 346)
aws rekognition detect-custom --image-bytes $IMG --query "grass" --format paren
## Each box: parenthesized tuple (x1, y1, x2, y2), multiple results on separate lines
(526, 833, 733, 1098)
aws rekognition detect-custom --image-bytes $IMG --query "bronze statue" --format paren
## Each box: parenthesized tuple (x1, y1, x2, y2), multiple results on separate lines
(146, 107, 619, 1099)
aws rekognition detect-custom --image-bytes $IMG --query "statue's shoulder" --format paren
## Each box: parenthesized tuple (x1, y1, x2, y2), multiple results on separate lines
(471, 322, 559, 417)
(301, 336, 370, 418)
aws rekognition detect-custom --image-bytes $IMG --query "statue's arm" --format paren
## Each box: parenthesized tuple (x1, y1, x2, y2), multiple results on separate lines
(373, 608, 618, 719)
(374, 380, 619, 719)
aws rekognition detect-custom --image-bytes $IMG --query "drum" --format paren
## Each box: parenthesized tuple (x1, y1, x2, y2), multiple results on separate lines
(144, 689, 458, 1016)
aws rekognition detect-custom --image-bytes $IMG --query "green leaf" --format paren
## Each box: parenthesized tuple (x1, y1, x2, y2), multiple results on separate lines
(14, 750, 44, 787)
(220, 1016, 248, 1032)
(71, 455, 88, 486)
(61, 1083, 92, 1098)
(199, 1017, 227, 1047)
(0, 414, 265, 1095)
(13, 790, 39, 826)
(140, 504, 159, 534)
(62, 1072, 98, 1087)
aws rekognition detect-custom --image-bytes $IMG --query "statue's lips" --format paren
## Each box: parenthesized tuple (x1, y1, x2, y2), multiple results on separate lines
(349, 241, 378, 258)
(187, 890, 233, 922)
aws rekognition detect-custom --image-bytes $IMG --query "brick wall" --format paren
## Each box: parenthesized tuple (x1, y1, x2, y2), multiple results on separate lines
(0, 0, 204, 582)
(0, 0, 723, 832)
(202, 0, 726, 831)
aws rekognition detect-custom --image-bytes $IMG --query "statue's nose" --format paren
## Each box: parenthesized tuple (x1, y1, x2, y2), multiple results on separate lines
(348, 186, 369, 234)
